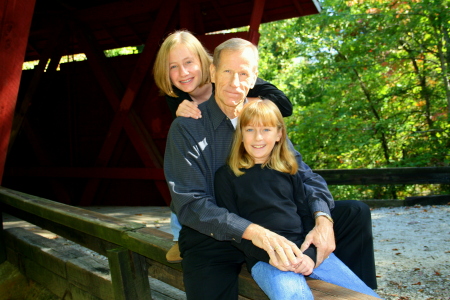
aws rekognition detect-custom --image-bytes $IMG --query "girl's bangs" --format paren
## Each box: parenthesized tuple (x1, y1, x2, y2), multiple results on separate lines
(241, 105, 278, 128)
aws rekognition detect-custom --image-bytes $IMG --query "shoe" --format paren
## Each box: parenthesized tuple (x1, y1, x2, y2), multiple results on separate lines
(166, 242, 182, 263)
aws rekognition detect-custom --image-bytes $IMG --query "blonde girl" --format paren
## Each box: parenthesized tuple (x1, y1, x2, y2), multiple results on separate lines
(214, 100, 381, 300)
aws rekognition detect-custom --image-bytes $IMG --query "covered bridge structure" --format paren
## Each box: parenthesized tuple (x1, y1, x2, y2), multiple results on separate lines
(0, 0, 321, 207)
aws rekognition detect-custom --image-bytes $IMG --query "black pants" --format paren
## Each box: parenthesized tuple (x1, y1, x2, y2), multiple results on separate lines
(180, 200, 377, 300)
(332, 200, 377, 289)
(179, 227, 246, 300)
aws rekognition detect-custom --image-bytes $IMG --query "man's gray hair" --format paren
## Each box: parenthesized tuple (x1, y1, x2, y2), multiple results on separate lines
(213, 38, 259, 70)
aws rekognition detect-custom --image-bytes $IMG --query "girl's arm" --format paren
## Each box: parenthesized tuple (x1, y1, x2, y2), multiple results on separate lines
(248, 78, 293, 117)
(165, 94, 183, 120)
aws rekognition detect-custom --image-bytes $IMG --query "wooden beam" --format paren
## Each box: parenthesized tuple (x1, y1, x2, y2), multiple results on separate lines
(6, 167, 165, 180)
(7, 25, 72, 204)
(0, 0, 36, 183)
(75, 0, 162, 23)
(20, 118, 72, 204)
(210, 0, 231, 29)
(248, 0, 266, 45)
(179, 0, 193, 30)
(292, 0, 305, 15)
(77, 1, 177, 206)
(107, 247, 152, 300)
(8, 23, 69, 154)
(74, 14, 173, 205)
(315, 167, 450, 185)
(119, 0, 178, 114)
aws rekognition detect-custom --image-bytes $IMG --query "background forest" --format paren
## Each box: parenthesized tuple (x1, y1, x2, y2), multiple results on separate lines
(254, 0, 449, 200)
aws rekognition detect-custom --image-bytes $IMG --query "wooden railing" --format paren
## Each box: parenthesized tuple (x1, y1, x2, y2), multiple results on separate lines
(315, 167, 450, 185)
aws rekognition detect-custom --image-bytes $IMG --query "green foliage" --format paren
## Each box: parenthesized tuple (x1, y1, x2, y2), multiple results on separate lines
(104, 46, 141, 57)
(258, 0, 450, 199)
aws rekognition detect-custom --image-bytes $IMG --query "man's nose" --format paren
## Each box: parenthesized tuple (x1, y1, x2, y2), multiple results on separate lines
(230, 73, 239, 87)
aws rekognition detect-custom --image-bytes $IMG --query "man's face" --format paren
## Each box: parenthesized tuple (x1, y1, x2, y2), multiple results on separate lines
(210, 48, 258, 115)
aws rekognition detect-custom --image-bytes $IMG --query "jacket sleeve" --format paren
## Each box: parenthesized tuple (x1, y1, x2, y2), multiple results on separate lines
(165, 88, 193, 120)
(164, 120, 251, 241)
(248, 78, 293, 117)
(286, 138, 335, 216)
(165, 95, 181, 120)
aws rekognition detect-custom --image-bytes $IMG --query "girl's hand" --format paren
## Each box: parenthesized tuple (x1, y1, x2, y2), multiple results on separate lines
(176, 100, 202, 119)
(269, 251, 300, 272)
(293, 255, 314, 276)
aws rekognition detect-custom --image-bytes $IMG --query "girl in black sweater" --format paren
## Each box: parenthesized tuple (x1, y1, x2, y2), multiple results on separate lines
(214, 100, 381, 300)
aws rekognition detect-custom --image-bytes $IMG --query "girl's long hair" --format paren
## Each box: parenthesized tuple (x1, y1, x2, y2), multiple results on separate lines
(228, 100, 298, 176)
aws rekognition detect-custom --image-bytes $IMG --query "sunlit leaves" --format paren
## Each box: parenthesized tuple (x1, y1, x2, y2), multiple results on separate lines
(257, 0, 450, 199)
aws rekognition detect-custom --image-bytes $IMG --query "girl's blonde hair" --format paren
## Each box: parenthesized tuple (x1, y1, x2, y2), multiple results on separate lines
(153, 30, 212, 97)
(228, 100, 298, 176)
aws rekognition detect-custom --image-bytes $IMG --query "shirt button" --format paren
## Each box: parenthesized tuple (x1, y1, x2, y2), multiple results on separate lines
(210, 233, 214, 236)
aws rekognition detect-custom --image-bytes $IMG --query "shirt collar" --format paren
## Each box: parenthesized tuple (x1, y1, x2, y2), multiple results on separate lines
(207, 95, 230, 130)
(207, 96, 249, 130)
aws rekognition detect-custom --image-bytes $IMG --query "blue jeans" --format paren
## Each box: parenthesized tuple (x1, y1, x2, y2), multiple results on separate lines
(170, 212, 182, 241)
(251, 253, 382, 300)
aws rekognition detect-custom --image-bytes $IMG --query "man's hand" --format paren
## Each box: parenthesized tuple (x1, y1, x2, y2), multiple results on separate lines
(300, 215, 335, 267)
(269, 251, 304, 272)
(176, 100, 202, 119)
(243, 224, 302, 268)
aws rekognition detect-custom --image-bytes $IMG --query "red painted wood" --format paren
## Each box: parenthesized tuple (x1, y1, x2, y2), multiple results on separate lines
(248, 0, 266, 45)
(79, 0, 178, 206)
(1, 0, 320, 206)
(0, 0, 36, 183)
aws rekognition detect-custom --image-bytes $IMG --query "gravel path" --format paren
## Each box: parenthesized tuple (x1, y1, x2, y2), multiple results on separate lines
(371, 204, 450, 300)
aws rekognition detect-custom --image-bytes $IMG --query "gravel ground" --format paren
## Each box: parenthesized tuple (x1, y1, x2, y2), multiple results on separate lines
(371, 204, 450, 300)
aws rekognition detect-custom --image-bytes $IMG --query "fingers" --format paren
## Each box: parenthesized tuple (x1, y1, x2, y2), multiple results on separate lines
(266, 244, 280, 267)
(270, 254, 296, 272)
(176, 100, 202, 119)
(244, 225, 302, 268)
(273, 245, 290, 267)
(282, 243, 303, 266)
(300, 234, 312, 253)
(293, 256, 314, 275)
(267, 236, 302, 267)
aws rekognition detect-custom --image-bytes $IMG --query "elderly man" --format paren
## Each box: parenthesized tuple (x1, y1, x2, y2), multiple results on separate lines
(164, 38, 376, 299)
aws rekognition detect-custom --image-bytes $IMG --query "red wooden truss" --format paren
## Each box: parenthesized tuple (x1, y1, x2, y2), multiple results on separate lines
(0, 0, 320, 206)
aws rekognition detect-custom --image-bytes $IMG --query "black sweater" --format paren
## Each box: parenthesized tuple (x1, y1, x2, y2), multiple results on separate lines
(214, 164, 317, 272)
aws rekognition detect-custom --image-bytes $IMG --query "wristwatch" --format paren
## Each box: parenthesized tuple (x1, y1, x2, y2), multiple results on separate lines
(315, 212, 334, 224)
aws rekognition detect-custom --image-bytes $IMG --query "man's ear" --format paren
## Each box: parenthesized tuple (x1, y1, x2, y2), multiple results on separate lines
(210, 64, 216, 83)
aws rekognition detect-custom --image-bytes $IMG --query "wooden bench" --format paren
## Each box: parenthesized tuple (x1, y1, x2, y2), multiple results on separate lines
(0, 186, 378, 299)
